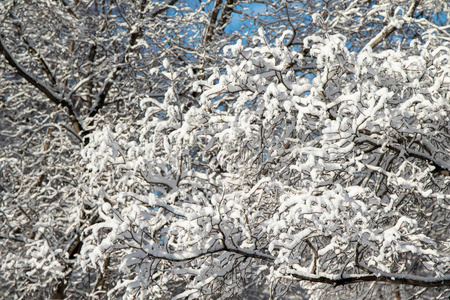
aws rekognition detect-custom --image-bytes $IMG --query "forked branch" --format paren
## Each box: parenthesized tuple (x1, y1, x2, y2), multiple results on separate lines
(367, 0, 421, 49)
(0, 35, 84, 134)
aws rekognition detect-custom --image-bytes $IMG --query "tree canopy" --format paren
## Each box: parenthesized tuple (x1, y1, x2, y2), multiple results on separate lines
(1, 0, 449, 299)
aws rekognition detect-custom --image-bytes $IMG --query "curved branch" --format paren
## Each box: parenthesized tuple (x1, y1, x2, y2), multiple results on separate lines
(145, 246, 275, 263)
(367, 0, 421, 49)
(148, 0, 179, 18)
(141, 242, 448, 288)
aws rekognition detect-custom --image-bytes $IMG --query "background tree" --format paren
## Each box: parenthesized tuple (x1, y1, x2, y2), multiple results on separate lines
(1, 0, 449, 299)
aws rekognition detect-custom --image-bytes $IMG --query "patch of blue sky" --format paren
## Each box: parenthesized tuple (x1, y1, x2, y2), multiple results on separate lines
(226, 2, 267, 35)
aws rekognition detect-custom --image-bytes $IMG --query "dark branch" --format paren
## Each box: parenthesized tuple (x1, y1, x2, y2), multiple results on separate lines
(215, 0, 237, 36)
(88, 0, 178, 119)
(204, 0, 223, 43)
(137, 242, 449, 288)
(0, 35, 84, 135)
(287, 272, 450, 288)
(356, 135, 450, 176)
